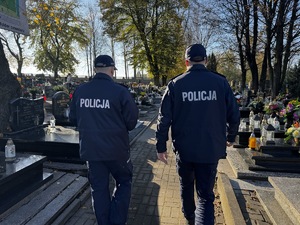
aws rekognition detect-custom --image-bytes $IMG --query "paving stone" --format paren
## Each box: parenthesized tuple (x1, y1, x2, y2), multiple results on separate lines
(57, 111, 273, 225)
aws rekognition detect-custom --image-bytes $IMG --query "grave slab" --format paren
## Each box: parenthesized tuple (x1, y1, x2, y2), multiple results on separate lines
(0, 152, 52, 214)
(256, 189, 294, 225)
(269, 177, 300, 225)
(226, 147, 300, 180)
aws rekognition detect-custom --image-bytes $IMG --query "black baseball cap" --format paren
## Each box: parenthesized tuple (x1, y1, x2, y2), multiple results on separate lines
(185, 44, 207, 62)
(94, 55, 117, 70)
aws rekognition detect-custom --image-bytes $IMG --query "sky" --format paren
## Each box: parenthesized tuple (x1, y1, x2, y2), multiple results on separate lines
(8, 0, 132, 79)
(10, 38, 131, 79)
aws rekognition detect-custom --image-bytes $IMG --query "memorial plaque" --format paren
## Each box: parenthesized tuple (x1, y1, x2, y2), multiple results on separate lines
(9, 98, 45, 131)
(52, 91, 70, 123)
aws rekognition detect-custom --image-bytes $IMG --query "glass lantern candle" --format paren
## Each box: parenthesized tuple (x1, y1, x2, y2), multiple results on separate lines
(249, 110, 254, 130)
(240, 118, 247, 131)
(273, 117, 280, 130)
(50, 116, 56, 128)
(253, 114, 261, 131)
(264, 124, 275, 145)
(260, 118, 267, 141)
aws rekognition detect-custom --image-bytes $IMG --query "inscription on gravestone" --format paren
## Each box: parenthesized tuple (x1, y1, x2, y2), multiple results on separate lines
(52, 91, 70, 123)
(9, 98, 45, 131)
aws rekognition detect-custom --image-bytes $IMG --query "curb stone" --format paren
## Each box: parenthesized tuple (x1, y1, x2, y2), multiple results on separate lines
(217, 172, 246, 225)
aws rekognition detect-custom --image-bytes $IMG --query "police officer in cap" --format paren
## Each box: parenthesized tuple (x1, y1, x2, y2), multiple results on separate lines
(69, 55, 138, 225)
(156, 44, 240, 225)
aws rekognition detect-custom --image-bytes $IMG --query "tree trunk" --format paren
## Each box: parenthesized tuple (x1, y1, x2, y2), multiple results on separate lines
(153, 75, 160, 87)
(0, 41, 21, 133)
(244, 0, 259, 94)
(162, 76, 167, 86)
(260, 48, 268, 92)
(273, 0, 285, 98)
(17, 60, 23, 77)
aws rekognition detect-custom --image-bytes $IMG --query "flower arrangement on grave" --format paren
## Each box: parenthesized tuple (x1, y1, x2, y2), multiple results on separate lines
(29, 87, 39, 94)
(29, 87, 40, 99)
(264, 101, 284, 115)
(284, 122, 300, 145)
(280, 99, 300, 128)
(140, 91, 146, 97)
(248, 98, 265, 113)
(53, 85, 68, 93)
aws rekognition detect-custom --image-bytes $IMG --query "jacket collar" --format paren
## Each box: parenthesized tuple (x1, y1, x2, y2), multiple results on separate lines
(187, 64, 207, 72)
(93, 73, 114, 81)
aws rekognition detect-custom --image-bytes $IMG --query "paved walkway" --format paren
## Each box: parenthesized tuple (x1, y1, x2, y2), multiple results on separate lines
(65, 122, 225, 225)
(64, 110, 273, 225)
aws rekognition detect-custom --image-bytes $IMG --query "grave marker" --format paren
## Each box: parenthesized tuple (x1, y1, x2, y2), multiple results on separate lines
(52, 91, 70, 124)
(44, 86, 55, 99)
(9, 98, 45, 131)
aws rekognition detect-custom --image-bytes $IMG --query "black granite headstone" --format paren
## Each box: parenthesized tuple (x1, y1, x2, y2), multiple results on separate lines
(0, 153, 52, 214)
(44, 86, 55, 99)
(52, 91, 70, 123)
(9, 97, 45, 131)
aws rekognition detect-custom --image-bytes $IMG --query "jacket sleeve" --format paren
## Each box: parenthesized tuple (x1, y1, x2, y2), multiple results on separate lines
(225, 81, 240, 142)
(121, 89, 138, 131)
(156, 82, 173, 153)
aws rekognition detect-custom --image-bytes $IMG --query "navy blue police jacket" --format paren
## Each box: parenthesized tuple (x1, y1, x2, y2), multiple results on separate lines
(156, 64, 240, 163)
(69, 73, 138, 161)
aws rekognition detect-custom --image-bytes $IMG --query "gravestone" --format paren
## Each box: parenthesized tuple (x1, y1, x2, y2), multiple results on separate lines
(44, 86, 55, 99)
(52, 91, 70, 124)
(9, 97, 45, 132)
(0, 153, 52, 214)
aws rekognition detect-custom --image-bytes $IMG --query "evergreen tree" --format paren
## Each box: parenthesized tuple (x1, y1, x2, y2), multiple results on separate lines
(206, 53, 218, 72)
(286, 61, 300, 98)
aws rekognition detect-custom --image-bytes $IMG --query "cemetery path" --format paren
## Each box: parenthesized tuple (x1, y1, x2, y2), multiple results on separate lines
(62, 105, 271, 225)
(0, 104, 274, 225)
(63, 119, 227, 225)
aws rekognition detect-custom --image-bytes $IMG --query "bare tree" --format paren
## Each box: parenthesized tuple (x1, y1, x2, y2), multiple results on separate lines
(183, 0, 221, 47)
(217, 0, 249, 90)
(243, 0, 260, 93)
(257, 0, 278, 93)
(218, 0, 300, 97)
(84, 3, 107, 78)
(0, 32, 28, 78)
(273, 0, 300, 97)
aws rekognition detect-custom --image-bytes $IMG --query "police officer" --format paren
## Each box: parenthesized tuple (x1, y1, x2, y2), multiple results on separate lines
(69, 55, 138, 225)
(156, 44, 240, 225)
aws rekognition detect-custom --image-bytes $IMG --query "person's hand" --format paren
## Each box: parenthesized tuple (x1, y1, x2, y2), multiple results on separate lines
(157, 151, 168, 164)
(226, 141, 234, 147)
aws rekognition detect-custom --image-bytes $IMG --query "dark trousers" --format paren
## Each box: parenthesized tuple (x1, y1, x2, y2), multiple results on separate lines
(87, 159, 133, 225)
(176, 156, 217, 225)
